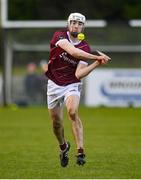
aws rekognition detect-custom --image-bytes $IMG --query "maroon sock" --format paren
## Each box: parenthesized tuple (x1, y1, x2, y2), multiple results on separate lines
(60, 142, 67, 151)
(77, 148, 84, 154)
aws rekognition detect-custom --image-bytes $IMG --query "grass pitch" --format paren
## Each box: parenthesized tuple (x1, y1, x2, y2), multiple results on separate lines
(0, 106, 141, 179)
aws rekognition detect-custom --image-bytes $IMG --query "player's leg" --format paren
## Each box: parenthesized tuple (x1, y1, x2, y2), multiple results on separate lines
(48, 106, 64, 144)
(47, 79, 71, 167)
(47, 80, 67, 147)
(65, 95, 85, 165)
(48, 106, 70, 167)
(65, 95, 83, 149)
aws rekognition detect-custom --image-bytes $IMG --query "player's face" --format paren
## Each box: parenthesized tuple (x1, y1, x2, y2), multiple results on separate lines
(68, 20, 84, 34)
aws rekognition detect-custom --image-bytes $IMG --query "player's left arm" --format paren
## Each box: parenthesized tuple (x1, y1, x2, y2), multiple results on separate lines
(75, 61, 100, 79)
(75, 55, 110, 79)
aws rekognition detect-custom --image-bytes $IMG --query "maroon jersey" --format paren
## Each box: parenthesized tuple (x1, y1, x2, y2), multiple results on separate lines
(45, 29, 91, 86)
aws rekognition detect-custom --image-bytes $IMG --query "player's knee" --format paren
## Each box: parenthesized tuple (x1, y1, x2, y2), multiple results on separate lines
(68, 108, 77, 120)
(51, 113, 60, 121)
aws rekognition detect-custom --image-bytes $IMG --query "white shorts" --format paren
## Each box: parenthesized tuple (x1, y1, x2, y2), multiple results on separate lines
(47, 80, 82, 109)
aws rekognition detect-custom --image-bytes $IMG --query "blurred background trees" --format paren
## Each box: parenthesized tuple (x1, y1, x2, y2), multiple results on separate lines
(8, 0, 141, 21)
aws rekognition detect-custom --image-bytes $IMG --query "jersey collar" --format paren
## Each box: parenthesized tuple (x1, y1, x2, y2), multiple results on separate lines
(67, 31, 81, 45)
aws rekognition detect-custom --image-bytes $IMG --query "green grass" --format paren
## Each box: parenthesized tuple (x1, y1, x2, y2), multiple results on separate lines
(0, 106, 141, 179)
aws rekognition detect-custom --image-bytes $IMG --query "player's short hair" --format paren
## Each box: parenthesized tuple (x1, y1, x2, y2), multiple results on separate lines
(68, 12, 86, 25)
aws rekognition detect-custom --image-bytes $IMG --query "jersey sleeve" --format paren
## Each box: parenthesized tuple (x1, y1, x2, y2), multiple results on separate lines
(79, 60, 88, 65)
(50, 31, 67, 47)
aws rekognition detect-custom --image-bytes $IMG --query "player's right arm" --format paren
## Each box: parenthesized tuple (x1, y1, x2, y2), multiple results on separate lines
(57, 39, 110, 62)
